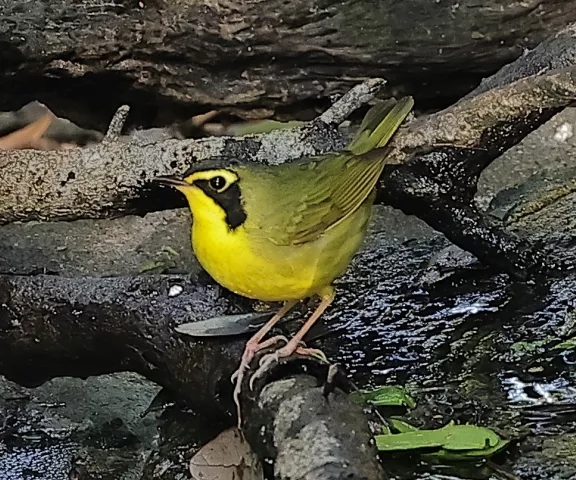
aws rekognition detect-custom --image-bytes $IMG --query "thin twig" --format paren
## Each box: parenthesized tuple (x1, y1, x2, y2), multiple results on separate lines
(317, 78, 387, 126)
(103, 105, 130, 142)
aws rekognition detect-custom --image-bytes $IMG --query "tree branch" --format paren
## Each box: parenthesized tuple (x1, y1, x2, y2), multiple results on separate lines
(0, 79, 384, 225)
(3, 62, 576, 228)
(243, 375, 384, 480)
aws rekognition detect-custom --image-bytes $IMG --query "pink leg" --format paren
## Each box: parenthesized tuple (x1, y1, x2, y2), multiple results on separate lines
(249, 291, 335, 389)
(232, 300, 298, 426)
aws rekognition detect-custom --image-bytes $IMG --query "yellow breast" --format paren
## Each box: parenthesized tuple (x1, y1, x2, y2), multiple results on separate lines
(191, 201, 372, 302)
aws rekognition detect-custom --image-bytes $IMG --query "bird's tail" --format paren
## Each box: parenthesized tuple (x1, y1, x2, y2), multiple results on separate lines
(347, 96, 414, 155)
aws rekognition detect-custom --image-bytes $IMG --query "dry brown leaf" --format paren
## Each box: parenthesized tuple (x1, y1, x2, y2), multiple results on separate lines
(189, 427, 263, 480)
(0, 113, 54, 150)
(191, 110, 218, 127)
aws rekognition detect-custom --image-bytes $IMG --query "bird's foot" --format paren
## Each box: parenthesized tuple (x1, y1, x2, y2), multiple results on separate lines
(248, 341, 328, 390)
(231, 334, 288, 427)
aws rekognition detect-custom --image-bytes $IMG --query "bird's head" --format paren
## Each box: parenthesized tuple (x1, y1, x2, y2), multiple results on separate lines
(154, 161, 247, 230)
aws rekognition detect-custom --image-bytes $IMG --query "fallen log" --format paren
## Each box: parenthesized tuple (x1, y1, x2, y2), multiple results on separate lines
(0, 273, 241, 411)
(0, 272, 384, 479)
(1, 0, 575, 125)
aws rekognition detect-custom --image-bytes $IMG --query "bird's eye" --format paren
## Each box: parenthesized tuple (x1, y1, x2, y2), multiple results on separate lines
(209, 176, 227, 191)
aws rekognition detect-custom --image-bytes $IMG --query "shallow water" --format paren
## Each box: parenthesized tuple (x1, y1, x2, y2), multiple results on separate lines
(2, 208, 576, 479)
(0, 374, 160, 480)
(314, 238, 576, 479)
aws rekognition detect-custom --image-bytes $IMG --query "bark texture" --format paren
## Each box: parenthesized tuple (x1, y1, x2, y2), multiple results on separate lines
(243, 376, 383, 480)
(0, 273, 384, 479)
(0, 79, 383, 225)
(0, 0, 576, 126)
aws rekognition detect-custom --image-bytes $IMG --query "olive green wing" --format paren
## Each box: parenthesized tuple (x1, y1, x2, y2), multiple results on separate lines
(347, 96, 414, 154)
(284, 152, 386, 245)
(249, 97, 412, 246)
(244, 150, 386, 246)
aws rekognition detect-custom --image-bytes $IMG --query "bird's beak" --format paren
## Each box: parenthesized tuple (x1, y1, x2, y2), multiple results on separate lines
(153, 175, 189, 188)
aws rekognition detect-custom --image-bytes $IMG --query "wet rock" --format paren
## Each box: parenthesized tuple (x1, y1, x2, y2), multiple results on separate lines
(478, 107, 576, 199)
(0, 373, 160, 480)
(0, 210, 196, 277)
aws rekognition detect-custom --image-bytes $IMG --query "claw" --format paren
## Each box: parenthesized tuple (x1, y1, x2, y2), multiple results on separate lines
(245, 292, 334, 391)
(250, 352, 279, 390)
(230, 334, 289, 427)
(248, 344, 329, 390)
(299, 347, 329, 363)
(232, 369, 245, 425)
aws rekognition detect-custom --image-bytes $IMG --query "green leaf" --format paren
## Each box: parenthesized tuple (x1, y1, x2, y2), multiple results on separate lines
(375, 430, 446, 451)
(375, 423, 507, 459)
(388, 418, 420, 433)
(441, 424, 501, 451)
(552, 337, 576, 351)
(350, 386, 416, 408)
(423, 439, 509, 461)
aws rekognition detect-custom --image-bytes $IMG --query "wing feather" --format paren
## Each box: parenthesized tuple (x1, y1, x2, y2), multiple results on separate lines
(245, 150, 385, 246)
(242, 97, 413, 246)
